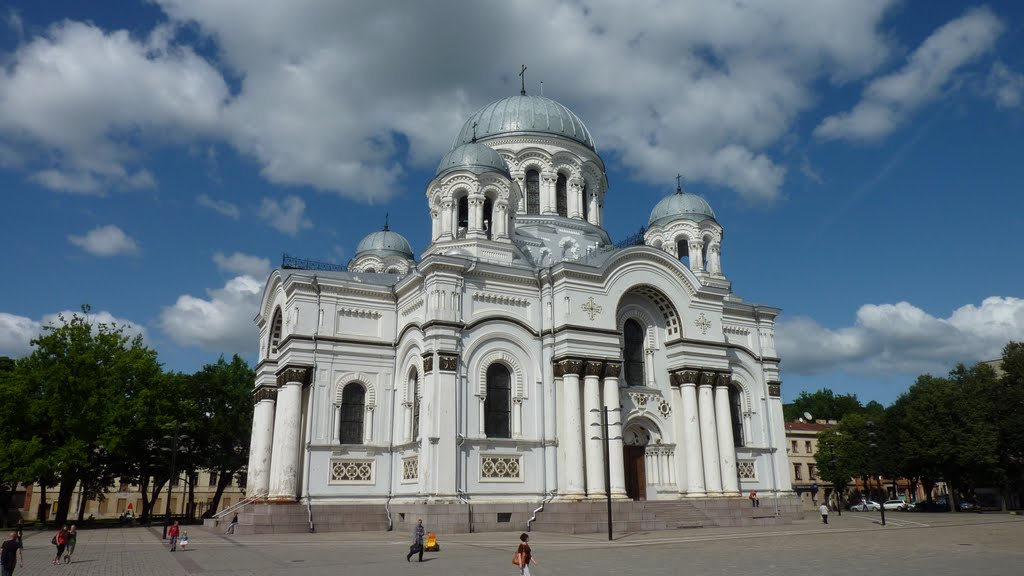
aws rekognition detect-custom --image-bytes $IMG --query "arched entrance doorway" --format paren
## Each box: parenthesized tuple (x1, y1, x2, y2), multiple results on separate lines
(622, 422, 653, 501)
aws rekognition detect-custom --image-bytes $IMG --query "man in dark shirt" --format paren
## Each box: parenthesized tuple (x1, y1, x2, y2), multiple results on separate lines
(406, 519, 425, 562)
(1, 531, 24, 576)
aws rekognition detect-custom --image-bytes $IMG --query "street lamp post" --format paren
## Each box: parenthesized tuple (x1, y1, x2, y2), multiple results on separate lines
(590, 406, 622, 541)
(866, 420, 885, 527)
(161, 423, 189, 539)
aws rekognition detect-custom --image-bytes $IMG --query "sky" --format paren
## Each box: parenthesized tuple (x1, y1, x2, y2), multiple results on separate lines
(1, 0, 1022, 407)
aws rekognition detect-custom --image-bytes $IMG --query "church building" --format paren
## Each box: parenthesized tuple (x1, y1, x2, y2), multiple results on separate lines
(244, 89, 796, 533)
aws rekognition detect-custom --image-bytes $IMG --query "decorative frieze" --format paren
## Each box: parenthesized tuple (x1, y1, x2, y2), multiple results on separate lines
(276, 366, 311, 387)
(339, 308, 382, 319)
(480, 454, 523, 481)
(473, 292, 530, 308)
(329, 459, 375, 484)
(722, 324, 751, 336)
(402, 456, 418, 482)
(400, 298, 425, 316)
(737, 460, 756, 480)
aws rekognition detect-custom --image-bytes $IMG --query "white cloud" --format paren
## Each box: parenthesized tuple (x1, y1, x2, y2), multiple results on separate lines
(197, 193, 240, 219)
(158, 275, 262, 354)
(213, 251, 271, 278)
(986, 62, 1024, 109)
(1, 1, 908, 204)
(259, 195, 312, 236)
(68, 225, 140, 257)
(0, 309, 147, 358)
(815, 7, 1003, 142)
(777, 297, 1024, 377)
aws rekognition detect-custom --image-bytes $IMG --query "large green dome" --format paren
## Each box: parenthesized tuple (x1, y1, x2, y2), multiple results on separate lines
(453, 95, 595, 150)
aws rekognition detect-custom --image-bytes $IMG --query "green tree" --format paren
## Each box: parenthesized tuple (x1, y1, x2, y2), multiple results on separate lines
(192, 355, 255, 517)
(783, 388, 864, 422)
(0, 307, 162, 525)
(978, 343, 1024, 509)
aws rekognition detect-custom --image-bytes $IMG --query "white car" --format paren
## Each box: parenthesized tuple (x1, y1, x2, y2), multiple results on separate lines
(883, 499, 909, 511)
(850, 500, 881, 511)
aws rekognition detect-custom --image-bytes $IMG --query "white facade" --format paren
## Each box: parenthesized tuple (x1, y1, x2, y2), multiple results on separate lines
(247, 94, 792, 506)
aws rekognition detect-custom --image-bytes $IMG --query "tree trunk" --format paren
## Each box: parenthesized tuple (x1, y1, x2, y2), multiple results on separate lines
(37, 484, 48, 525)
(76, 490, 88, 522)
(55, 476, 77, 526)
(187, 469, 197, 521)
(206, 467, 236, 517)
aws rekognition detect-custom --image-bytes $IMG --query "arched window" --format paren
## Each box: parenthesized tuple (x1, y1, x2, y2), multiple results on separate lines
(483, 197, 493, 239)
(729, 385, 744, 446)
(457, 196, 469, 237)
(676, 240, 690, 268)
(623, 319, 645, 387)
(339, 383, 366, 444)
(582, 182, 590, 222)
(409, 368, 420, 441)
(525, 170, 540, 215)
(556, 174, 567, 217)
(386, 267, 400, 274)
(485, 363, 511, 438)
(268, 308, 283, 356)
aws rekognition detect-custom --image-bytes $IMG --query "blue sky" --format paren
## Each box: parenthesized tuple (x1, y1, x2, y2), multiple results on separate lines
(1, 1, 1022, 406)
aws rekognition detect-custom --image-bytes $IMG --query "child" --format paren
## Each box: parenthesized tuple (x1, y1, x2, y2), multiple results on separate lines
(180, 531, 190, 550)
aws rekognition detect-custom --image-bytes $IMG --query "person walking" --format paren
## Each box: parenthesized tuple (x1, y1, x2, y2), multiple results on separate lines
(168, 521, 181, 552)
(820, 503, 830, 524)
(51, 525, 69, 565)
(748, 490, 759, 507)
(225, 514, 238, 535)
(406, 519, 425, 562)
(63, 525, 77, 563)
(513, 533, 538, 576)
(1, 532, 23, 576)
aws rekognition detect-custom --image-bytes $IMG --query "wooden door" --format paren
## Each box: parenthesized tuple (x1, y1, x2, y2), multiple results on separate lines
(624, 446, 647, 501)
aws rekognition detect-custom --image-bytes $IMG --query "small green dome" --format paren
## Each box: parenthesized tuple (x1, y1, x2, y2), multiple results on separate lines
(648, 190, 716, 226)
(453, 95, 595, 150)
(435, 142, 509, 178)
(355, 229, 414, 259)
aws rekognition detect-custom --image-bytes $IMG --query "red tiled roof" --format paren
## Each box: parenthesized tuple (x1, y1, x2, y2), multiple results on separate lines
(785, 421, 830, 432)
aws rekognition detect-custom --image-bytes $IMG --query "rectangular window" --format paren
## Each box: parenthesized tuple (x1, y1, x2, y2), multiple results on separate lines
(808, 464, 816, 480)
(791, 440, 798, 453)
(170, 475, 180, 487)
(98, 499, 109, 514)
(794, 463, 802, 481)
(208, 471, 218, 486)
(805, 440, 812, 454)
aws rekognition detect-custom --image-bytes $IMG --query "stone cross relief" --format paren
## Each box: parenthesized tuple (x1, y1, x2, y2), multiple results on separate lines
(695, 312, 712, 335)
(581, 296, 603, 321)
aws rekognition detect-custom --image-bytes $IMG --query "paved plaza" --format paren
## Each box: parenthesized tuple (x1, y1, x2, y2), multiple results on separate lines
(8, 512, 1024, 576)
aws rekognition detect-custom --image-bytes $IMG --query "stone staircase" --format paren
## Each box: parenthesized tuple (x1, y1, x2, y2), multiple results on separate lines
(227, 503, 390, 535)
(529, 500, 709, 534)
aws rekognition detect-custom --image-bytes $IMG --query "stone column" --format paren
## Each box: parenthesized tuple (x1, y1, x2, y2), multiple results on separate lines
(679, 370, 706, 497)
(430, 210, 439, 241)
(715, 374, 740, 495)
(248, 388, 277, 496)
(419, 353, 435, 494)
(558, 360, 586, 498)
(707, 242, 722, 276)
(541, 171, 557, 214)
(435, 352, 459, 498)
(644, 347, 656, 387)
(688, 240, 704, 273)
(698, 372, 723, 495)
(583, 360, 605, 498)
(440, 201, 453, 240)
(669, 376, 689, 496)
(588, 188, 600, 226)
(569, 177, 583, 219)
(603, 362, 627, 498)
(511, 172, 526, 215)
(268, 368, 307, 501)
(495, 203, 509, 239)
(467, 193, 485, 238)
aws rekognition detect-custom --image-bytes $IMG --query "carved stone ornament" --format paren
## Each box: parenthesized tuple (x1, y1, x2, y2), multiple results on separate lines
(422, 353, 433, 373)
(585, 360, 604, 377)
(768, 382, 782, 398)
(561, 359, 584, 377)
(253, 387, 278, 404)
(674, 369, 700, 385)
(699, 371, 717, 387)
(276, 367, 311, 387)
(581, 296, 603, 321)
(670, 371, 684, 387)
(553, 361, 565, 378)
(603, 362, 622, 379)
(438, 353, 458, 372)
(717, 372, 733, 387)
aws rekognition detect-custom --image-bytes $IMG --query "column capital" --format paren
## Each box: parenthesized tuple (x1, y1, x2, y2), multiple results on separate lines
(670, 369, 700, 386)
(584, 360, 604, 377)
(253, 387, 278, 403)
(768, 380, 782, 398)
(698, 371, 717, 387)
(275, 365, 312, 387)
(421, 352, 433, 373)
(603, 362, 622, 379)
(716, 372, 733, 387)
(554, 358, 584, 377)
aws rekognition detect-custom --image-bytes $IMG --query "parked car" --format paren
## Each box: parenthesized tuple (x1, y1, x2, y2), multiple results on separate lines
(911, 498, 950, 512)
(957, 499, 981, 511)
(850, 500, 881, 511)
(883, 499, 909, 511)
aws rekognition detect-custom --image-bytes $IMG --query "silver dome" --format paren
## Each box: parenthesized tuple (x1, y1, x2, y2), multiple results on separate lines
(453, 95, 595, 150)
(354, 229, 414, 259)
(435, 142, 510, 178)
(648, 190, 716, 226)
